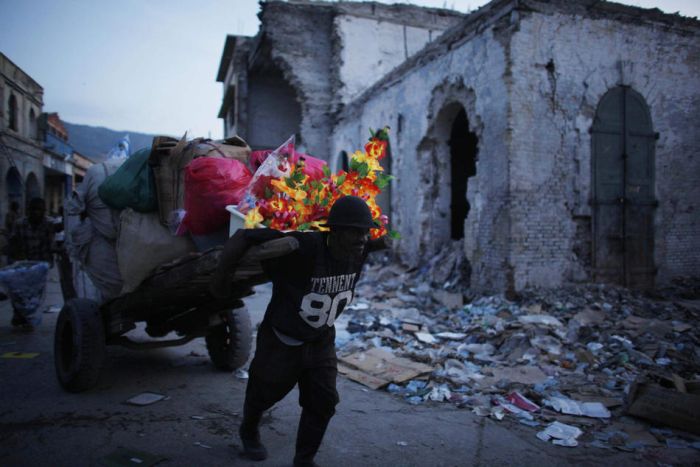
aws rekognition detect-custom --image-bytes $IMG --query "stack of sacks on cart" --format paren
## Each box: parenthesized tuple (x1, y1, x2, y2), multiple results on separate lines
(64, 134, 327, 302)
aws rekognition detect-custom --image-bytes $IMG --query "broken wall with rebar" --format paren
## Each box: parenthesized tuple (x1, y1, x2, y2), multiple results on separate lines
(507, 4, 700, 289)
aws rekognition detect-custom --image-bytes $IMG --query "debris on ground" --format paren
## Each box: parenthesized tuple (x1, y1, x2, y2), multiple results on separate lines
(337, 259, 700, 452)
(339, 347, 432, 390)
(101, 447, 165, 466)
(125, 392, 168, 406)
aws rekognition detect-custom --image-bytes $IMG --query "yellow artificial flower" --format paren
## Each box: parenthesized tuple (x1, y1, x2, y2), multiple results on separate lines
(244, 207, 264, 229)
(291, 187, 307, 202)
(270, 178, 293, 196)
(351, 150, 383, 173)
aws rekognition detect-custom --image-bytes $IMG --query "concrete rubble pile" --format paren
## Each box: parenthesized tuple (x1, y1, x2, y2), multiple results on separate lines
(335, 259, 700, 452)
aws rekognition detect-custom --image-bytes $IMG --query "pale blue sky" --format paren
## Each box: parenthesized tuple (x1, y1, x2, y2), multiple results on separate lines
(1, 0, 698, 139)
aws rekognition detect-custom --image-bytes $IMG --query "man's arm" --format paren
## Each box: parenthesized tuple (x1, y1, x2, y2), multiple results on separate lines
(209, 228, 286, 299)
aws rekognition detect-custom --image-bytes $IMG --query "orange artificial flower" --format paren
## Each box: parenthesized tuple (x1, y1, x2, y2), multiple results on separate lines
(365, 139, 388, 160)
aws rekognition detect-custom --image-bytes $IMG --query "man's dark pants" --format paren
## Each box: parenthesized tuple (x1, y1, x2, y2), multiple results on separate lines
(243, 320, 339, 463)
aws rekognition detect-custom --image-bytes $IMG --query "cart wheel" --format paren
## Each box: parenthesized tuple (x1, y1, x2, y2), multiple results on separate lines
(205, 305, 252, 371)
(54, 298, 106, 392)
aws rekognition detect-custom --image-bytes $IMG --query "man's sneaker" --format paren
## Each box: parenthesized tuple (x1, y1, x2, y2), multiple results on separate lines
(239, 425, 267, 461)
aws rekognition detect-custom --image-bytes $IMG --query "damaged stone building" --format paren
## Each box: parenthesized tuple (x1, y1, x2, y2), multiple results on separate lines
(218, 0, 700, 293)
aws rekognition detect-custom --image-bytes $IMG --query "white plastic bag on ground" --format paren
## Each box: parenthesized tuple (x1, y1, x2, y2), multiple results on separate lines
(0, 261, 49, 324)
(117, 209, 197, 294)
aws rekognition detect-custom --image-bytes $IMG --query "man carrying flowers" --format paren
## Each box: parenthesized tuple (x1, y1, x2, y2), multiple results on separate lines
(210, 195, 389, 466)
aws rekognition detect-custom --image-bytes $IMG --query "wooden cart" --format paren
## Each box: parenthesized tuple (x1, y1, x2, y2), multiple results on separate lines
(54, 237, 297, 392)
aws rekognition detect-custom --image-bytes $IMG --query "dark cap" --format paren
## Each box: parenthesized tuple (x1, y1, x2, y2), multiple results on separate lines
(324, 195, 377, 229)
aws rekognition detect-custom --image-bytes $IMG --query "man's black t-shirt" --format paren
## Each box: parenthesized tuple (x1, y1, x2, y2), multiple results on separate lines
(244, 229, 366, 342)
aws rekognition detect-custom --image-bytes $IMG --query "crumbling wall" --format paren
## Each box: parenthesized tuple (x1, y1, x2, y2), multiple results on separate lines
(246, 67, 302, 150)
(259, 1, 463, 159)
(334, 12, 461, 107)
(333, 23, 512, 293)
(508, 7, 700, 289)
(260, 2, 335, 158)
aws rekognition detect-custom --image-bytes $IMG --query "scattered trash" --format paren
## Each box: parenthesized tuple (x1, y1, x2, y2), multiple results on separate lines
(125, 392, 167, 406)
(234, 369, 249, 379)
(338, 348, 432, 389)
(484, 366, 548, 386)
(491, 406, 506, 420)
(414, 331, 437, 344)
(493, 395, 535, 421)
(1, 352, 39, 359)
(101, 448, 165, 467)
(428, 385, 451, 402)
(45, 305, 61, 313)
(432, 290, 463, 310)
(337, 263, 700, 446)
(396, 441, 408, 447)
(193, 441, 212, 449)
(505, 391, 540, 412)
(537, 421, 583, 447)
(544, 395, 611, 419)
(191, 415, 205, 420)
(518, 314, 563, 327)
(435, 332, 467, 340)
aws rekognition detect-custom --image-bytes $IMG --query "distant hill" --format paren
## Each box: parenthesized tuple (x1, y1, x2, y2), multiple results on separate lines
(64, 121, 165, 162)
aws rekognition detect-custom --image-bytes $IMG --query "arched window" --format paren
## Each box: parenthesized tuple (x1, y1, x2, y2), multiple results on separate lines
(29, 109, 37, 139)
(8, 94, 18, 131)
(25, 172, 41, 209)
(6, 167, 23, 208)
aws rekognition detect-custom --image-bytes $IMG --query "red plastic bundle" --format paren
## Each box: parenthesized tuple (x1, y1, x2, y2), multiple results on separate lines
(180, 157, 252, 235)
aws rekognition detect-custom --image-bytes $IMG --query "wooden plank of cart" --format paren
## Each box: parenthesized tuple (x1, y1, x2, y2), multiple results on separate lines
(54, 206, 294, 393)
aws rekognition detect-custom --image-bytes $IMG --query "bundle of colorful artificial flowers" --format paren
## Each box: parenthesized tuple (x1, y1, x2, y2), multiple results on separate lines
(242, 127, 397, 239)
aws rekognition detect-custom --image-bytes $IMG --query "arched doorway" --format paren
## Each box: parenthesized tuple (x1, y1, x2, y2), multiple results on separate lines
(449, 109, 477, 240)
(25, 172, 41, 208)
(6, 168, 23, 207)
(418, 101, 479, 253)
(591, 86, 656, 288)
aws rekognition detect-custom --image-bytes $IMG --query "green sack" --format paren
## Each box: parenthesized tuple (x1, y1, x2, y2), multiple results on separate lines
(98, 148, 158, 212)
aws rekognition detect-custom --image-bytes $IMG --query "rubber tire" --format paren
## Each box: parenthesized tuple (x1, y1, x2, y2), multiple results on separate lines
(205, 305, 252, 371)
(54, 298, 106, 392)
